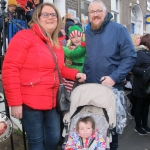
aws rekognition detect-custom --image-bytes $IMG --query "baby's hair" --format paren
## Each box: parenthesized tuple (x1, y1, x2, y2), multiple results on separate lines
(76, 116, 95, 132)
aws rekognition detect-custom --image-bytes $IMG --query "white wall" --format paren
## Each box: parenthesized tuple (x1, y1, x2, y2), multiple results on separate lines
(43, 0, 66, 17)
(44, 0, 53, 3)
(54, 0, 66, 17)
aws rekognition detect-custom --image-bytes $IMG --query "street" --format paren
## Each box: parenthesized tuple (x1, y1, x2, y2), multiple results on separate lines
(118, 113, 150, 150)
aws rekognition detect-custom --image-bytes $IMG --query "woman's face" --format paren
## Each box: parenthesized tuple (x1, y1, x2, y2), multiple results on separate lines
(71, 34, 81, 46)
(39, 5, 58, 35)
(33, 0, 40, 5)
(135, 35, 141, 46)
(8, 5, 17, 13)
(68, 12, 74, 19)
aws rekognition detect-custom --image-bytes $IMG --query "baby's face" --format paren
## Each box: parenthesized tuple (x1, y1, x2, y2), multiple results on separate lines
(71, 34, 81, 46)
(78, 122, 93, 139)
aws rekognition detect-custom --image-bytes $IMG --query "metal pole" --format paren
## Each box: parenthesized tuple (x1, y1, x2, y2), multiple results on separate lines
(0, 0, 6, 55)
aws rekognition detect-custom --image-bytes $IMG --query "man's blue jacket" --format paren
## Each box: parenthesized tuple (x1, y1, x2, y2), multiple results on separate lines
(83, 12, 137, 84)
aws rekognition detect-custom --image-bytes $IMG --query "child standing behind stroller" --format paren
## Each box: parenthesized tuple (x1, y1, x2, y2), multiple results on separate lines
(63, 25, 86, 92)
(65, 116, 106, 150)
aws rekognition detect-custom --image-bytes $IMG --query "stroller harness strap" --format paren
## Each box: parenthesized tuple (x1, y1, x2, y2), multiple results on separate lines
(79, 137, 95, 149)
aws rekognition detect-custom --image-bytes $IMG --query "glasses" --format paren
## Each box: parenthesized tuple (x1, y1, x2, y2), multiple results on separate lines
(89, 10, 104, 16)
(41, 12, 57, 19)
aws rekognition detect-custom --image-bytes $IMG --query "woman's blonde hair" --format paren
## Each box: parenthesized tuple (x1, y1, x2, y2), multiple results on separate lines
(63, 12, 73, 26)
(130, 34, 140, 45)
(29, 2, 62, 48)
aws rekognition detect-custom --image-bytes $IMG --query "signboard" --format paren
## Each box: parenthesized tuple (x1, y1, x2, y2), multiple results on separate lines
(68, 9, 76, 18)
(0, 113, 12, 142)
(146, 14, 150, 24)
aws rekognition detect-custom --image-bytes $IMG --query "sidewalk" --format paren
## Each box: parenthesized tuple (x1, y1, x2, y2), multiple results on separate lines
(118, 111, 150, 150)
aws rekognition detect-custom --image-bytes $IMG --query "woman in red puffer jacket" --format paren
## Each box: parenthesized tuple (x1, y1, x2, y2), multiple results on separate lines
(2, 3, 86, 150)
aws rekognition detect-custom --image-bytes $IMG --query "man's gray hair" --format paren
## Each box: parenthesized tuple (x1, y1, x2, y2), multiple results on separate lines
(88, 0, 107, 11)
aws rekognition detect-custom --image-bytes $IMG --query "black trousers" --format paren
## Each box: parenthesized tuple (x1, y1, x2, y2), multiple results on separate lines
(134, 97, 150, 127)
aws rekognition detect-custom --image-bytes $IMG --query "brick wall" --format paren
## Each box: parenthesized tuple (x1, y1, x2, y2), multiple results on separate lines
(66, 0, 79, 17)
(65, 0, 150, 34)
(120, 0, 150, 33)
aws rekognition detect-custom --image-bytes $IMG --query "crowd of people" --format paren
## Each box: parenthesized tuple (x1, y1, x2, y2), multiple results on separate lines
(1, 0, 150, 150)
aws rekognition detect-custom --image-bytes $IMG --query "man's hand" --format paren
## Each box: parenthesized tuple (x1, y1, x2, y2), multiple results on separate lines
(100, 76, 115, 87)
(11, 105, 22, 119)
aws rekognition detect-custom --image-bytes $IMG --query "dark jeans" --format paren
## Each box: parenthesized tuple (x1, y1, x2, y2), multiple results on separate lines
(22, 105, 60, 150)
(109, 83, 124, 150)
(134, 97, 150, 127)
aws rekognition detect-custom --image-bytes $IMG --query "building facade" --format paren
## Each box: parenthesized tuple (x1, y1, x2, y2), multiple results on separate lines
(4, 0, 150, 35)
(64, 0, 150, 35)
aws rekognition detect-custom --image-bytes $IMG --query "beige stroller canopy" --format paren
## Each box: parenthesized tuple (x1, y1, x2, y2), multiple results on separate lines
(64, 83, 116, 128)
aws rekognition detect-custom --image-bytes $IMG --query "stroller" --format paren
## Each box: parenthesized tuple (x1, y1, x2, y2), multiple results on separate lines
(62, 83, 132, 150)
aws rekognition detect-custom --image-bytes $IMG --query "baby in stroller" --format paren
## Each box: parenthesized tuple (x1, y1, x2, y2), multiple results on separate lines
(63, 83, 132, 150)
(65, 116, 106, 150)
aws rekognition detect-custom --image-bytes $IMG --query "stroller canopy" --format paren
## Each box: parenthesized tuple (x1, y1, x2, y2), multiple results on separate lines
(64, 83, 116, 127)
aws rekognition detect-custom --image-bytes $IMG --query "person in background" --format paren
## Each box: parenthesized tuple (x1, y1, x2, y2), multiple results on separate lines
(8, 6, 27, 41)
(64, 12, 75, 40)
(65, 116, 106, 150)
(124, 34, 142, 89)
(0, 0, 18, 54)
(58, 28, 67, 46)
(26, 0, 43, 23)
(125, 34, 144, 116)
(85, 20, 90, 31)
(63, 25, 86, 92)
(131, 34, 144, 51)
(1, 0, 18, 33)
(7, 0, 18, 19)
(83, 0, 136, 150)
(74, 17, 82, 28)
(2, 3, 86, 150)
(132, 33, 150, 136)
(60, 28, 66, 36)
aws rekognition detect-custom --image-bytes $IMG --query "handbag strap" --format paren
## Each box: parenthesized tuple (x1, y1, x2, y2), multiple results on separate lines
(45, 43, 63, 84)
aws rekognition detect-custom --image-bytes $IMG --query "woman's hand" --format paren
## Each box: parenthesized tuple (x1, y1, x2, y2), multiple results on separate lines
(11, 105, 23, 119)
(76, 73, 86, 82)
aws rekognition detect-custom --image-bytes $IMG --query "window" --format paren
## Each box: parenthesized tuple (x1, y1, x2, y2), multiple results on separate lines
(79, 0, 89, 31)
(111, 0, 120, 23)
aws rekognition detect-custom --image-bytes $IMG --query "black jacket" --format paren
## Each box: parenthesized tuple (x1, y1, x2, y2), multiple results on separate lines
(132, 49, 150, 98)
(65, 18, 74, 40)
(26, 0, 43, 23)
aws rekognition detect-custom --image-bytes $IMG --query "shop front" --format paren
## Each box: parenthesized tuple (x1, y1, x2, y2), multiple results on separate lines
(131, 4, 143, 35)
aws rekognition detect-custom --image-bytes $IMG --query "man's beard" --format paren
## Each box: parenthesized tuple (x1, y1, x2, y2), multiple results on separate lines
(91, 17, 102, 30)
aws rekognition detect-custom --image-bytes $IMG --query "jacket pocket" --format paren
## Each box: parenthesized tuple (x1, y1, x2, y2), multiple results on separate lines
(22, 77, 42, 86)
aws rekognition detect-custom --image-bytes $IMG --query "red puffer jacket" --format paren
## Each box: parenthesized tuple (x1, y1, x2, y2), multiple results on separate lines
(2, 26, 78, 110)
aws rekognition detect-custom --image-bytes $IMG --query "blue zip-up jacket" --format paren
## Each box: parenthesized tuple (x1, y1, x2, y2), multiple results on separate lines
(8, 19, 27, 41)
(83, 12, 137, 84)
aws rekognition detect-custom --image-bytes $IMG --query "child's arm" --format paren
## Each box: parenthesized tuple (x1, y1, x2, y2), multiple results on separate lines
(63, 45, 86, 59)
(65, 135, 76, 150)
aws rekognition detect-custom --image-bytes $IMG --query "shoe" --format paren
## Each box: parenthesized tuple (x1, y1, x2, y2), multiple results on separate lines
(134, 127, 148, 135)
(142, 126, 150, 133)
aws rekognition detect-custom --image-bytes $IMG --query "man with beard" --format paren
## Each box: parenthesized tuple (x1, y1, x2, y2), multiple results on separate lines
(83, 0, 137, 150)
